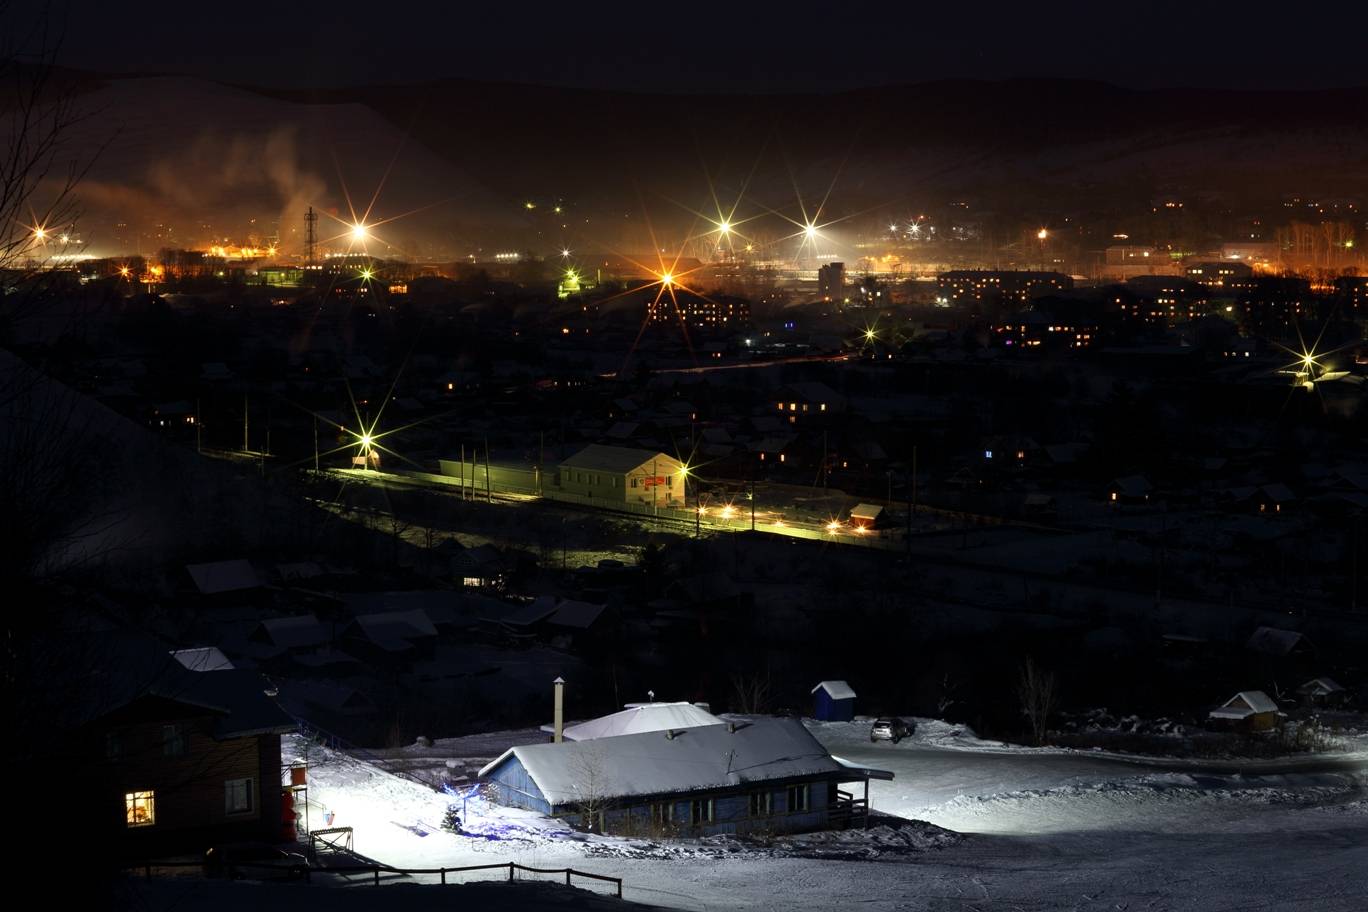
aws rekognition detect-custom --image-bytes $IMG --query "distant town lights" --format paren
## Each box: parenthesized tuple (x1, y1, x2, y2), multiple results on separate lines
(1037, 228, 1048, 240)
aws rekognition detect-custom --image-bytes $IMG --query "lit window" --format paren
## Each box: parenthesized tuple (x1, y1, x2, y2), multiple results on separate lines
(225, 778, 254, 815)
(789, 403, 796, 411)
(819, 403, 826, 411)
(126, 790, 155, 827)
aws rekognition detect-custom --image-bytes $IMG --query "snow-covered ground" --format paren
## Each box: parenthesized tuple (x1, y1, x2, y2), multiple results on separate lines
(284, 719, 1368, 910)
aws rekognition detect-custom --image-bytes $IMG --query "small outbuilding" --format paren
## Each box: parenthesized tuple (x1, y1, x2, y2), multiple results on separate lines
(1208, 690, 1281, 732)
(1297, 677, 1349, 707)
(848, 504, 884, 531)
(811, 680, 856, 722)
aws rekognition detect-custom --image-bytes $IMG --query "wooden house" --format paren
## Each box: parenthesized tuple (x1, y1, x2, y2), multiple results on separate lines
(480, 717, 890, 836)
(85, 645, 296, 855)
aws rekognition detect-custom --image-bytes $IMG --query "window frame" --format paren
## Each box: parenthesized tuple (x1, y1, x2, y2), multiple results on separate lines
(786, 783, 810, 813)
(162, 723, 188, 758)
(225, 777, 254, 816)
(690, 798, 714, 825)
(125, 790, 156, 827)
(748, 791, 772, 818)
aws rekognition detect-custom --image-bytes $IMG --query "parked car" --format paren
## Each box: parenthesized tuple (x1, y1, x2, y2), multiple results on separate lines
(870, 717, 912, 743)
(203, 842, 309, 881)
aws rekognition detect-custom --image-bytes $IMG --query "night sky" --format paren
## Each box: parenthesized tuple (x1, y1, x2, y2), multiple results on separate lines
(59, 2, 1368, 93)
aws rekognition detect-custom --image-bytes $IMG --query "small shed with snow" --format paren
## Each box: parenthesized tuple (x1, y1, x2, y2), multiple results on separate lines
(848, 504, 884, 530)
(811, 680, 856, 721)
(1208, 690, 1281, 732)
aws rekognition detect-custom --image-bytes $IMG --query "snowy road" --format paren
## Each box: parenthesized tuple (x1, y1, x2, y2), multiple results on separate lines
(293, 722, 1368, 910)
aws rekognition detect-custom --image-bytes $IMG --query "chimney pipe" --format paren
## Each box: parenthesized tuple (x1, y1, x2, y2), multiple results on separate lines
(553, 677, 565, 743)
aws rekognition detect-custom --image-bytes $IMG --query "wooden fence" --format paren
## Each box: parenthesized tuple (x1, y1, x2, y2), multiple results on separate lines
(129, 859, 623, 898)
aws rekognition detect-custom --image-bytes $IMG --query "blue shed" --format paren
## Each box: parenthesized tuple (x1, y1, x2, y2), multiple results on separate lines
(811, 680, 856, 721)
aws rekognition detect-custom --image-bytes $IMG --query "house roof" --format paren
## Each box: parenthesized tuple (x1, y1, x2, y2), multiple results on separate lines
(546, 599, 607, 629)
(479, 597, 559, 628)
(254, 615, 330, 649)
(1260, 483, 1296, 503)
(538, 702, 723, 741)
(1246, 626, 1307, 657)
(783, 382, 842, 404)
(75, 634, 294, 738)
(186, 559, 264, 595)
(481, 718, 861, 805)
(561, 444, 678, 475)
(170, 646, 235, 672)
(812, 680, 857, 700)
(750, 435, 797, 454)
(1298, 677, 1346, 696)
(350, 609, 438, 642)
(1109, 475, 1154, 497)
(849, 504, 883, 521)
(1210, 690, 1280, 719)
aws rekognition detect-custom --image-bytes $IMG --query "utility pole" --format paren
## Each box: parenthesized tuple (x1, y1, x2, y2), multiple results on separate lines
(460, 444, 466, 500)
(484, 438, 492, 503)
(538, 431, 545, 496)
(912, 445, 918, 516)
(695, 479, 701, 538)
(750, 475, 756, 532)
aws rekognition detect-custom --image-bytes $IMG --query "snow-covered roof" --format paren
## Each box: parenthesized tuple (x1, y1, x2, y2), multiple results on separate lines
(812, 680, 857, 700)
(849, 504, 883, 521)
(560, 444, 678, 474)
(253, 615, 329, 649)
(546, 599, 607, 629)
(1210, 690, 1279, 719)
(350, 609, 438, 641)
(482, 718, 864, 805)
(187, 559, 263, 595)
(1246, 626, 1307, 657)
(479, 597, 559, 628)
(170, 646, 234, 672)
(1298, 677, 1345, 696)
(540, 702, 723, 742)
